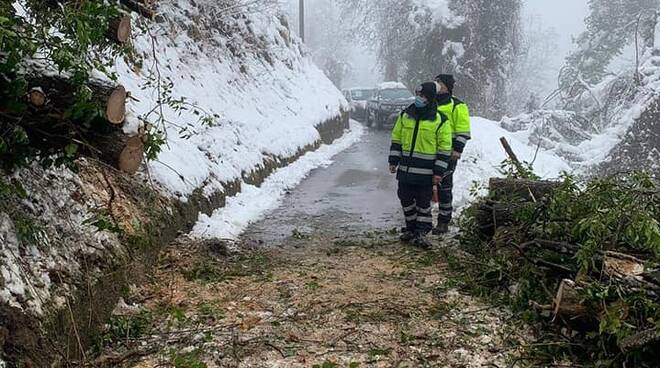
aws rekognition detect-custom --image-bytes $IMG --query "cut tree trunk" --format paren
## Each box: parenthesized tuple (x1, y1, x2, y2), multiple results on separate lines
(488, 178, 560, 202)
(474, 200, 520, 234)
(93, 132, 145, 175)
(106, 16, 132, 44)
(9, 75, 143, 174)
(28, 87, 47, 108)
(119, 0, 156, 19)
(603, 253, 646, 278)
(471, 178, 562, 237)
(552, 279, 589, 325)
(25, 75, 127, 124)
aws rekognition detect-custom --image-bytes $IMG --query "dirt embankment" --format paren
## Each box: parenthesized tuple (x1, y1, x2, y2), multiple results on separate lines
(0, 113, 348, 367)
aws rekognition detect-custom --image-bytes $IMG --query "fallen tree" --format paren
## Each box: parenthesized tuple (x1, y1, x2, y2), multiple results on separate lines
(25, 75, 127, 124)
(2, 75, 144, 174)
(452, 168, 660, 366)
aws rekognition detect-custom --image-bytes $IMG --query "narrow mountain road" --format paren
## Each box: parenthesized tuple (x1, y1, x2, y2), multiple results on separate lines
(95, 126, 533, 368)
(242, 128, 400, 245)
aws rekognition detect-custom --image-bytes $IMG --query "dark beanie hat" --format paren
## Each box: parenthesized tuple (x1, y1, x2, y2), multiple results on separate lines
(435, 74, 455, 93)
(416, 82, 437, 100)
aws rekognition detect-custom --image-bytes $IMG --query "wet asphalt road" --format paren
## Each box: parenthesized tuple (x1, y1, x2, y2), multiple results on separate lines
(243, 124, 402, 245)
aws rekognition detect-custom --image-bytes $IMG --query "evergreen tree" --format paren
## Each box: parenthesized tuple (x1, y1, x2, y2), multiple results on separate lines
(402, 0, 522, 119)
(454, 0, 522, 119)
(560, 0, 659, 95)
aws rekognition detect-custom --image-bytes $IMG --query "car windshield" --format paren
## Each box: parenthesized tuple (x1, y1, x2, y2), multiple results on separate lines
(380, 89, 412, 100)
(350, 89, 373, 101)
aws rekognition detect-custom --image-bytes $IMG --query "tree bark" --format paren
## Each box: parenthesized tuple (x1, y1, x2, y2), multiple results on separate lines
(488, 177, 560, 201)
(106, 16, 132, 44)
(119, 0, 156, 19)
(25, 75, 127, 124)
(93, 131, 145, 175)
(10, 75, 143, 173)
(552, 279, 590, 325)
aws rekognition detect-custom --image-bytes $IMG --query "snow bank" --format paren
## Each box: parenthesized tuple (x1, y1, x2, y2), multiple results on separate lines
(504, 28, 660, 174)
(454, 117, 571, 209)
(192, 121, 364, 240)
(114, 0, 347, 198)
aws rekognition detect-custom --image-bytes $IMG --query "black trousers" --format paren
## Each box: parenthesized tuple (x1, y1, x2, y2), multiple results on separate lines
(437, 158, 458, 224)
(398, 181, 433, 234)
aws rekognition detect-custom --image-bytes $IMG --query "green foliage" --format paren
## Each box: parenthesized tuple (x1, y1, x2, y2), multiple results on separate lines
(497, 158, 539, 180)
(172, 348, 208, 368)
(1, 0, 128, 171)
(96, 310, 154, 350)
(452, 171, 660, 366)
(83, 208, 123, 235)
(538, 172, 660, 265)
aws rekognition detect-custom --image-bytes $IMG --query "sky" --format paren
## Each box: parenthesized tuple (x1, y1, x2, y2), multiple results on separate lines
(523, 0, 589, 57)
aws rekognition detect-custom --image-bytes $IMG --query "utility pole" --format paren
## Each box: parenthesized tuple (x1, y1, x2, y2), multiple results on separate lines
(299, 0, 305, 42)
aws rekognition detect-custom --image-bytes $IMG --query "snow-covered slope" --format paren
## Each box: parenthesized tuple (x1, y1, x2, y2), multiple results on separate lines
(1, 2, 350, 363)
(501, 21, 660, 175)
(115, 0, 347, 198)
(454, 117, 571, 209)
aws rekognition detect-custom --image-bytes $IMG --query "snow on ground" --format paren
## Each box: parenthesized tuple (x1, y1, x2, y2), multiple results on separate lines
(192, 121, 365, 240)
(113, 0, 346, 198)
(453, 117, 571, 210)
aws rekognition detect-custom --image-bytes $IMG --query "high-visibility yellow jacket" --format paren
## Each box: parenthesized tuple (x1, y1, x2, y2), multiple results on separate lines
(438, 96, 471, 153)
(389, 106, 452, 185)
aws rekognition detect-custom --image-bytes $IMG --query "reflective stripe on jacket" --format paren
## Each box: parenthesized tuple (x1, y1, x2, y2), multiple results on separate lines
(438, 97, 471, 153)
(389, 110, 452, 185)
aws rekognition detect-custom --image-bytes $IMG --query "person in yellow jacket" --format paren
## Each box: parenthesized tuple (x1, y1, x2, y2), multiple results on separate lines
(389, 82, 453, 248)
(432, 74, 471, 235)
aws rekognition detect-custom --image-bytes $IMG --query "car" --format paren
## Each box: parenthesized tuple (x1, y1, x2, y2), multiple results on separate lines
(366, 82, 414, 130)
(342, 88, 374, 122)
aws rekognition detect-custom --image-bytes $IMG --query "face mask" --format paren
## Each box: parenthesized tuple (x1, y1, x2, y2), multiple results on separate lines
(414, 96, 427, 108)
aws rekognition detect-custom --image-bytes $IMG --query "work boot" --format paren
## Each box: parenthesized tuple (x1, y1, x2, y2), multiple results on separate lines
(412, 233, 432, 249)
(399, 230, 416, 243)
(432, 223, 449, 235)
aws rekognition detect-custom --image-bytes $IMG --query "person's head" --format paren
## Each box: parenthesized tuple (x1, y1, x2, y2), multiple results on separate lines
(414, 82, 437, 108)
(434, 74, 455, 95)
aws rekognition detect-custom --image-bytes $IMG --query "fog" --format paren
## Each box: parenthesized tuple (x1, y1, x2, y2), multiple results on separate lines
(525, 0, 589, 57)
(283, 0, 591, 96)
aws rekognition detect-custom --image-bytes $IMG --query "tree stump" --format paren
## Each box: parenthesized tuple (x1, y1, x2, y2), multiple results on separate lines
(552, 279, 589, 324)
(488, 177, 560, 202)
(106, 15, 132, 44)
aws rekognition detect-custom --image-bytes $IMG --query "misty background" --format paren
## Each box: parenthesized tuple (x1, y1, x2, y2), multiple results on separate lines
(281, 0, 598, 115)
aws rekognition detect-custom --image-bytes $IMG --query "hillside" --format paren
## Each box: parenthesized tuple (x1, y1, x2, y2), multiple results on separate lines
(0, 1, 348, 365)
